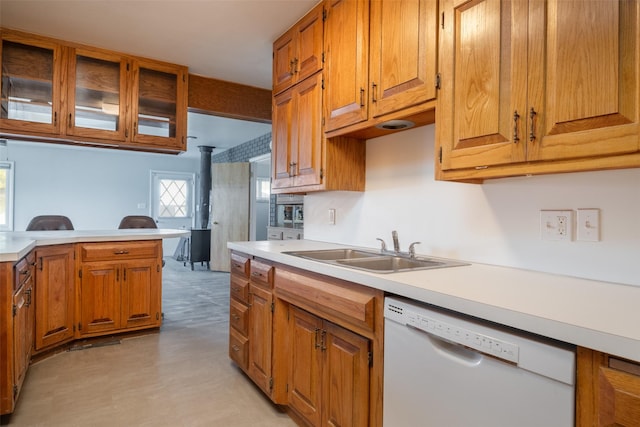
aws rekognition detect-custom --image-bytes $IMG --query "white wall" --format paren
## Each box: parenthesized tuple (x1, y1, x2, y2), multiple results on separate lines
(6, 140, 199, 253)
(304, 125, 640, 286)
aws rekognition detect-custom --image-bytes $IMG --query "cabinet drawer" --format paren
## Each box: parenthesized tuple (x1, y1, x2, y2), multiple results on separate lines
(230, 298, 249, 336)
(282, 230, 302, 240)
(229, 329, 249, 371)
(267, 230, 283, 240)
(230, 275, 249, 304)
(250, 259, 273, 289)
(230, 252, 250, 277)
(79, 241, 159, 262)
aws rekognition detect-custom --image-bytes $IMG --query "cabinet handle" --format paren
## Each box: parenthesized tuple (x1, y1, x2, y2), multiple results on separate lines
(133, 121, 138, 136)
(251, 272, 262, 278)
(113, 250, 129, 255)
(314, 328, 321, 349)
(289, 59, 295, 76)
(371, 82, 377, 103)
(68, 113, 73, 128)
(289, 162, 297, 177)
(513, 110, 520, 143)
(529, 107, 537, 142)
(232, 345, 240, 352)
(360, 88, 365, 107)
(232, 313, 240, 321)
(38, 257, 43, 271)
(53, 112, 57, 126)
(25, 289, 32, 307)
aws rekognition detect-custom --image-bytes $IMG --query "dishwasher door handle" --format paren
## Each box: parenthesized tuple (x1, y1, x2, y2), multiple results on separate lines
(410, 325, 483, 366)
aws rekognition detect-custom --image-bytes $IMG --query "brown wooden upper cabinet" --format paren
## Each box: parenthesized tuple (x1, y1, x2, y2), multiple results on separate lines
(437, 0, 640, 180)
(0, 28, 188, 153)
(273, 2, 324, 96)
(0, 30, 64, 135)
(323, 0, 438, 134)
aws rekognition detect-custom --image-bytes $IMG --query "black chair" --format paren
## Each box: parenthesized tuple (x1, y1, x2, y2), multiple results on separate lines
(118, 215, 157, 229)
(26, 215, 74, 231)
(119, 215, 164, 267)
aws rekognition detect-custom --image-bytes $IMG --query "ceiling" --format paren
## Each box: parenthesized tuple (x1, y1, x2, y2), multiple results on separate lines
(0, 0, 319, 157)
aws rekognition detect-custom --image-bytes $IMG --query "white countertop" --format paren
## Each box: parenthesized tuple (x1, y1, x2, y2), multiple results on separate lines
(0, 229, 189, 262)
(228, 239, 640, 362)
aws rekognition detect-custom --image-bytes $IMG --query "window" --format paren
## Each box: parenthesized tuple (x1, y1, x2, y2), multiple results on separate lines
(256, 177, 270, 202)
(151, 171, 194, 222)
(0, 162, 15, 231)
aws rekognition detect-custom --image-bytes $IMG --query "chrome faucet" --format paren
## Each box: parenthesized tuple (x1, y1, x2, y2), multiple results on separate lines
(376, 231, 421, 258)
(392, 230, 400, 253)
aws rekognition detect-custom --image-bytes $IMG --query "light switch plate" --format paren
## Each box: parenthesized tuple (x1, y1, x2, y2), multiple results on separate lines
(328, 208, 336, 225)
(577, 208, 600, 241)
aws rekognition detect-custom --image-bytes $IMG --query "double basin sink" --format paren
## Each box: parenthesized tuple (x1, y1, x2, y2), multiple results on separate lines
(284, 248, 468, 274)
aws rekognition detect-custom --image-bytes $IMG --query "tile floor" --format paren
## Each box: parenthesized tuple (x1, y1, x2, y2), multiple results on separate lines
(2, 259, 296, 426)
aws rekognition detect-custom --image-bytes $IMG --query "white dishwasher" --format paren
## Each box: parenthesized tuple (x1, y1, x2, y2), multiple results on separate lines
(383, 296, 575, 427)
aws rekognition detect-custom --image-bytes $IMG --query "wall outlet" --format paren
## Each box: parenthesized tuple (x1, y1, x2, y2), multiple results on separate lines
(328, 208, 336, 225)
(540, 210, 574, 241)
(577, 208, 600, 241)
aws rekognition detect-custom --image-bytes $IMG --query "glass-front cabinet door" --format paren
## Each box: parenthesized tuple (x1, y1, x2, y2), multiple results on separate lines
(130, 59, 187, 150)
(0, 30, 63, 135)
(66, 48, 128, 141)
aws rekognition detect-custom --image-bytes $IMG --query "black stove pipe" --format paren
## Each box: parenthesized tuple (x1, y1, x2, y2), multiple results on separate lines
(196, 145, 214, 229)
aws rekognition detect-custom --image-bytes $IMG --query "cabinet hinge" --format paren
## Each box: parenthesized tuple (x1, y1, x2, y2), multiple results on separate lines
(321, 78, 325, 90)
(12, 304, 17, 317)
(271, 301, 275, 313)
(441, 11, 445, 29)
(13, 385, 18, 399)
(320, 168, 324, 179)
(126, 63, 130, 71)
(439, 146, 443, 164)
(269, 377, 274, 392)
(322, 52, 325, 64)
(78, 269, 82, 279)
(322, 8, 327, 21)
(435, 73, 441, 90)
(368, 351, 373, 367)
(156, 312, 160, 320)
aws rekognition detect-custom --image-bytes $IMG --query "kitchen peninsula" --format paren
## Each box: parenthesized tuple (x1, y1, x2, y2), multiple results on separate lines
(0, 228, 188, 415)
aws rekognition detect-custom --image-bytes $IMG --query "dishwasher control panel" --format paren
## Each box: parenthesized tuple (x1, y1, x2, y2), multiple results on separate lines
(405, 309, 519, 363)
(385, 298, 519, 364)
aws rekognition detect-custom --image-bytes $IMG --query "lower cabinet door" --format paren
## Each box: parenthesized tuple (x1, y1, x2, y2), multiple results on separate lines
(322, 321, 370, 427)
(288, 307, 324, 426)
(79, 262, 120, 335)
(120, 260, 161, 329)
(247, 284, 273, 394)
(288, 306, 372, 427)
(35, 245, 75, 350)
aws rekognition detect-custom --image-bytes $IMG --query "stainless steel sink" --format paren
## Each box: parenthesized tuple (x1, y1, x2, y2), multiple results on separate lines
(283, 249, 468, 273)
(336, 256, 446, 272)
(284, 248, 381, 261)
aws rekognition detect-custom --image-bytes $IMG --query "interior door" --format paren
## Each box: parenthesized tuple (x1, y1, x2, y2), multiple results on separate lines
(211, 162, 250, 272)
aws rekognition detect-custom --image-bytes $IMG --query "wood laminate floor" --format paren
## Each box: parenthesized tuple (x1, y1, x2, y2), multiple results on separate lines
(2, 259, 296, 426)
